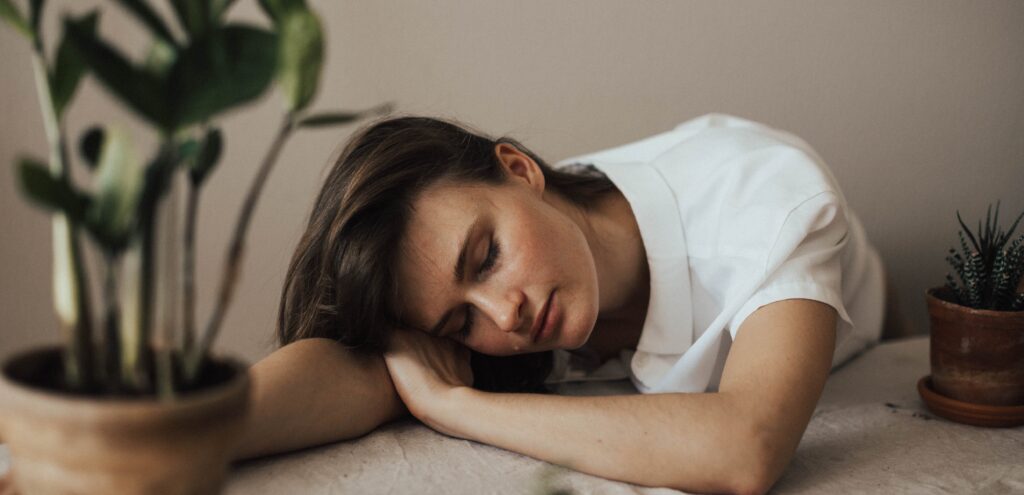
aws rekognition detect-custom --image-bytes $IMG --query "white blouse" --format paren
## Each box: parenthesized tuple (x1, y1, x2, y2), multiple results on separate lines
(546, 113, 886, 394)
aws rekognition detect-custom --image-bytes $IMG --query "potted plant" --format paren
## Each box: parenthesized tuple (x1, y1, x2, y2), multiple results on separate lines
(920, 201, 1024, 427)
(0, 0, 390, 492)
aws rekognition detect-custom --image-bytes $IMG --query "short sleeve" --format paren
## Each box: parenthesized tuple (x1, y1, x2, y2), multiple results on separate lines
(728, 191, 854, 343)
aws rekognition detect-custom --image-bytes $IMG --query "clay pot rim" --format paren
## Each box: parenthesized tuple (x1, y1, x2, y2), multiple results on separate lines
(0, 345, 249, 427)
(926, 286, 1024, 318)
(918, 376, 1024, 427)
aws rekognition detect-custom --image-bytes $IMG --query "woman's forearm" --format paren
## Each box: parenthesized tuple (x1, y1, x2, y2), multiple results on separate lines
(432, 389, 768, 494)
(233, 338, 407, 461)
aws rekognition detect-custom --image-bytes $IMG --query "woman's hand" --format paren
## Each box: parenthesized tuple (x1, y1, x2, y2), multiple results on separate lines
(382, 328, 473, 435)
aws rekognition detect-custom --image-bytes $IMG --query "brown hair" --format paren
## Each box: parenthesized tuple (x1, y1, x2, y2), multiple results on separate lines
(277, 115, 614, 392)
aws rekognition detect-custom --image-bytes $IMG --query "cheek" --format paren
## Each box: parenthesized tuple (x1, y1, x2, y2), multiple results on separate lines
(466, 337, 517, 357)
(511, 207, 572, 267)
(506, 204, 597, 295)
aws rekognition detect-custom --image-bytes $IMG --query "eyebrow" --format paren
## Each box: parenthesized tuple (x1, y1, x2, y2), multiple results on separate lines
(426, 218, 480, 336)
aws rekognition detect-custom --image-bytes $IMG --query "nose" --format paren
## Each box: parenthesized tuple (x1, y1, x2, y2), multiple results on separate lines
(467, 283, 525, 334)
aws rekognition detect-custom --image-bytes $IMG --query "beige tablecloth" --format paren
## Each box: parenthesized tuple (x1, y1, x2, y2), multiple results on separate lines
(3, 337, 1022, 494)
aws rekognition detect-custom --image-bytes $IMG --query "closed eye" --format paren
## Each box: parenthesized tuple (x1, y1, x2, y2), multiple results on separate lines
(478, 237, 500, 277)
(455, 237, 501, 340)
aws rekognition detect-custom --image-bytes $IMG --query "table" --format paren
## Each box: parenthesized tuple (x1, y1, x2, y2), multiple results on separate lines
(3, 337, 1022, 494)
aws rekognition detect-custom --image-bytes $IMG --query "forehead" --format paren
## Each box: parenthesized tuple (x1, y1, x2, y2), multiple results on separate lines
(395, 182, 497, 328)
(403, 181, 495, 249)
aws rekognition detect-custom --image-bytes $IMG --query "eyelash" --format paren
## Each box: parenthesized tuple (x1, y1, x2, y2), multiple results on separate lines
(455, 238, 501, 340)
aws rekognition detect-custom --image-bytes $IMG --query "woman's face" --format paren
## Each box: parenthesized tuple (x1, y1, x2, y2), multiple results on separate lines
(395, 145, 600, 356)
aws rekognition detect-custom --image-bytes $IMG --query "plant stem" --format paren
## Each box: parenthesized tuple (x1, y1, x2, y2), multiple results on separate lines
(30, 46, 95, 391)
(131, 142, 179, 391)
(119, 242, 143, 388)
(182, 182, 200, 352)
(148, 168, 180, 403)
(155, 344, 174, 400)
(117, 222, 152, 392)
(154, 170, 182, 401)
(184, 113, 296, 381)
(103, 253, 122, 392)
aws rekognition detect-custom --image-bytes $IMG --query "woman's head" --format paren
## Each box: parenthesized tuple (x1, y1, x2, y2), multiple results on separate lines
(395, 143, 604, 356)
(277, 115, 615, 390)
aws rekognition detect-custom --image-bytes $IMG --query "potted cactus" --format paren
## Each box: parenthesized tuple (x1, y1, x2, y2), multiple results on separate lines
(920, 201, 1024, 427)
(0, 0, 390, 492)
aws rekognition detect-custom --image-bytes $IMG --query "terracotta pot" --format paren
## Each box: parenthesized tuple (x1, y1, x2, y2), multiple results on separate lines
(0, 346, 249, 494)
(926, 287, 1024, 406)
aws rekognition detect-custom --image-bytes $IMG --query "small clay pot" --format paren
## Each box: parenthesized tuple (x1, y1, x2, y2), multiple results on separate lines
(0, 346, 249, 495)
(926, 287, 1024, 406)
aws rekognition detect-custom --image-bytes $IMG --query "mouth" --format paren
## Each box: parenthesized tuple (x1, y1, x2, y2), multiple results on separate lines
(531, 290, 555, 344)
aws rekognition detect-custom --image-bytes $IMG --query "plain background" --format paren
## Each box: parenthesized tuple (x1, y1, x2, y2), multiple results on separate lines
(1, 1, 1022, 364)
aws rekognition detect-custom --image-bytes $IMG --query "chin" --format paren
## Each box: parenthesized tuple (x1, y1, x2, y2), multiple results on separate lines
(563, 317, 597, 350)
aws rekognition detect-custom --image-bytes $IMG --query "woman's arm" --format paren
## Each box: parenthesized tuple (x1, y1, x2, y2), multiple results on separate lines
(385, 299, 836, 494)
(234, 338, 407, 461)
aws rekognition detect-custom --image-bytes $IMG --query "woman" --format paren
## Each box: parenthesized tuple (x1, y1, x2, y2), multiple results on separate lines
(236, 113, 886, 494)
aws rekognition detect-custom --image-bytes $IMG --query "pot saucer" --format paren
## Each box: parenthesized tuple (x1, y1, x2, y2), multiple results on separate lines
(917, 376, 1024, 428)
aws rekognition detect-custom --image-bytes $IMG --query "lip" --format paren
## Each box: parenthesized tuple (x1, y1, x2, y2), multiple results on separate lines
(532, 291, 557, 344)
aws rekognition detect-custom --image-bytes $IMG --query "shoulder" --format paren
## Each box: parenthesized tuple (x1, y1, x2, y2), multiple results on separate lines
(651, 114, 839, 198)
(557, 113, 848, 254)
(558, 113, 842, 208)
(653, 126, 845, 259)
(556, 112, 817, 168)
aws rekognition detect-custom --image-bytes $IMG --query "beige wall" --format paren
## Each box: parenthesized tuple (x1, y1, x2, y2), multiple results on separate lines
(2, 1, 1022, 364)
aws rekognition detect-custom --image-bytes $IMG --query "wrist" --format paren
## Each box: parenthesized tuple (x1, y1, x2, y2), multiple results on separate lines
(422, 386, 482, 439)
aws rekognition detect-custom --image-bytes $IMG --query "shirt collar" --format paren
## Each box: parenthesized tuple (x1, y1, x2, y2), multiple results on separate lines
(583, 161, 695, 354)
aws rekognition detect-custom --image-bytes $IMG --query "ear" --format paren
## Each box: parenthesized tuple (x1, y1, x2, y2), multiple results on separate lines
(495, 142, 545, 194)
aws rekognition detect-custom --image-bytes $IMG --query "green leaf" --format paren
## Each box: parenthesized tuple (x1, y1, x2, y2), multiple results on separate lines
(64, 15, 170, 130)
(277, 7, 323, 111)
(78, 126, 104, 169)
(956, 210, 980, 253)
(297, 103, 394, 128)
(177, 137, 200, 162)
(258, 0, 305, 22)
(212, 0, 238, 20)
(86, 127, 143, 251)
(167, 25, 277, 128)
(189, 127, 221, 185)
(113, 0, 176, 45)
(16, 157, 88, 221)
(0, 0, 32, 40)
(135, 143, 179, 232)
(174, 136, 200, 184)
(298, 112, 360, 128)
(169, 0, 209, 37)
(29, 0, 43, 34)
(51, 10, 98, 118)
(1003, 209, 1024, 244)
(143, 38, 177, 78)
